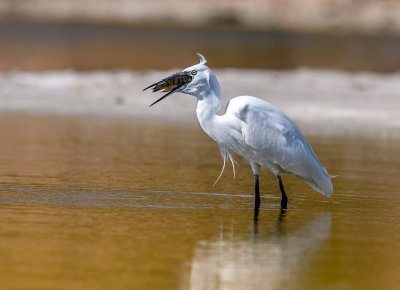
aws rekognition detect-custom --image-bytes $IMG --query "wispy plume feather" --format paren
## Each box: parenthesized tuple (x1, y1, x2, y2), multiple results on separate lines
(213, 146, 237, 187)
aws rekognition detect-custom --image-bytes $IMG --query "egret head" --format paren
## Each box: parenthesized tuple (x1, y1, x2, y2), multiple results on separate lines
(144, 53, 219, 106)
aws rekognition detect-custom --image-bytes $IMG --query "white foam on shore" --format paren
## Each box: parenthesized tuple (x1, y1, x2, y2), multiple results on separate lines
(0, 69, 399, 139)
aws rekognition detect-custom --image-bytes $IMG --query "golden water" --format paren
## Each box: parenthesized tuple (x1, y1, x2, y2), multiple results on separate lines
(0, 115, 399, 289)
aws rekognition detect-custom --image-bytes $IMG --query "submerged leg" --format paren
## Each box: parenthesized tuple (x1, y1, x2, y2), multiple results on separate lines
(253, 202, 260, 234)
(277, 175, 288, 209)
(254, 174, 261, 207)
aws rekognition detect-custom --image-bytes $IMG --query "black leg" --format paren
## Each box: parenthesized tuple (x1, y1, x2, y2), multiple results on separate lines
(277, 175, 288, 209)
(254, 174, 261, 207)
(276, 208, 287, 236)
(253, 202, 260, 234)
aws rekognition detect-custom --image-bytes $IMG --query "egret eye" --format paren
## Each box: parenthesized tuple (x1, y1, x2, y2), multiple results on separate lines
(190, 70, 197, 76)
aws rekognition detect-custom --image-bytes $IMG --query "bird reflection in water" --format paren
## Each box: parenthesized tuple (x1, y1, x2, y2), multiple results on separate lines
(187, 209, 331, 290)
(252, 204, 286, 236)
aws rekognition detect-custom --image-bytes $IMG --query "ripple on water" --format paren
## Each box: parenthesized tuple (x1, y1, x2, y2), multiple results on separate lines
(0, 185, 273, 209)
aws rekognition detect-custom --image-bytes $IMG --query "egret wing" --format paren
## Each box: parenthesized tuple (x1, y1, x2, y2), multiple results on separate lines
(228, 96, 332, 196)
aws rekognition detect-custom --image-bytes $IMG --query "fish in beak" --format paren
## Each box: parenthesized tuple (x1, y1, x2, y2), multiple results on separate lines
(143, 71, 192, 107)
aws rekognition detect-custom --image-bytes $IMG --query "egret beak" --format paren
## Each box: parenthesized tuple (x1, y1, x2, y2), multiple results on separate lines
(143, 71, 192, 107)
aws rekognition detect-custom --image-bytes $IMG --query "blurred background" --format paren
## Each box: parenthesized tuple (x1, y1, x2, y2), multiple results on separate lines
(1, 0, 399, 135)
(1, 0, 400, 71)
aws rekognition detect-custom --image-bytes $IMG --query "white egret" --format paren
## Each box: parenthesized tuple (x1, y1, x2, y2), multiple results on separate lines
(144, 53, 333, 209)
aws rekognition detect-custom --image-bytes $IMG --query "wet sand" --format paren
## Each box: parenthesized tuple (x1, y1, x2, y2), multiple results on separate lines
(1, 69, 399, 139)
(0, 115, 399, 289)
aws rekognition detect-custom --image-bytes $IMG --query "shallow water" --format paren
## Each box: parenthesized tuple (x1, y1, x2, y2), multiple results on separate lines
(1, 20, 400, 72)
(0, 115, 399, 290)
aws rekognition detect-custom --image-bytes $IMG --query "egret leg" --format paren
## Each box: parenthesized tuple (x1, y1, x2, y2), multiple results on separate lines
(254, 174, 261, 207)
(277, 175, 288, 209)
(253, 203, 259, 234)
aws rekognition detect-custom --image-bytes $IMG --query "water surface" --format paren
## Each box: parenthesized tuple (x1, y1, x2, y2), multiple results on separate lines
(0, 115, 399, 289)
(1, 20, 400, 72)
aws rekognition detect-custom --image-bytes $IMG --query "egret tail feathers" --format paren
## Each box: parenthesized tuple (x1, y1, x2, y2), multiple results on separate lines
(305, 172, 333, 197)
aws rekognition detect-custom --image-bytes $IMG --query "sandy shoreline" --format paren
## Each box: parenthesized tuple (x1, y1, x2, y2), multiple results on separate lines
(0, 68, 399, 139)
(2, 0, 400, 35)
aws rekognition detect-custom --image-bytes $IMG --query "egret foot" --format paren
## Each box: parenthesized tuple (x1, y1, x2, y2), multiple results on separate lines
(277, 175, 288, 209)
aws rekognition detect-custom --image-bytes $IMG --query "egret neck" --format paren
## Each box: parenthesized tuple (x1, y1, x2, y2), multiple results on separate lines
(195, 71, 222, 139)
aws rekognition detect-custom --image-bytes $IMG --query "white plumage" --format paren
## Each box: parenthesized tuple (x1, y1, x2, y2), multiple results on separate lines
(221, 96, 332, 196)
(144, 53, 333, 208)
